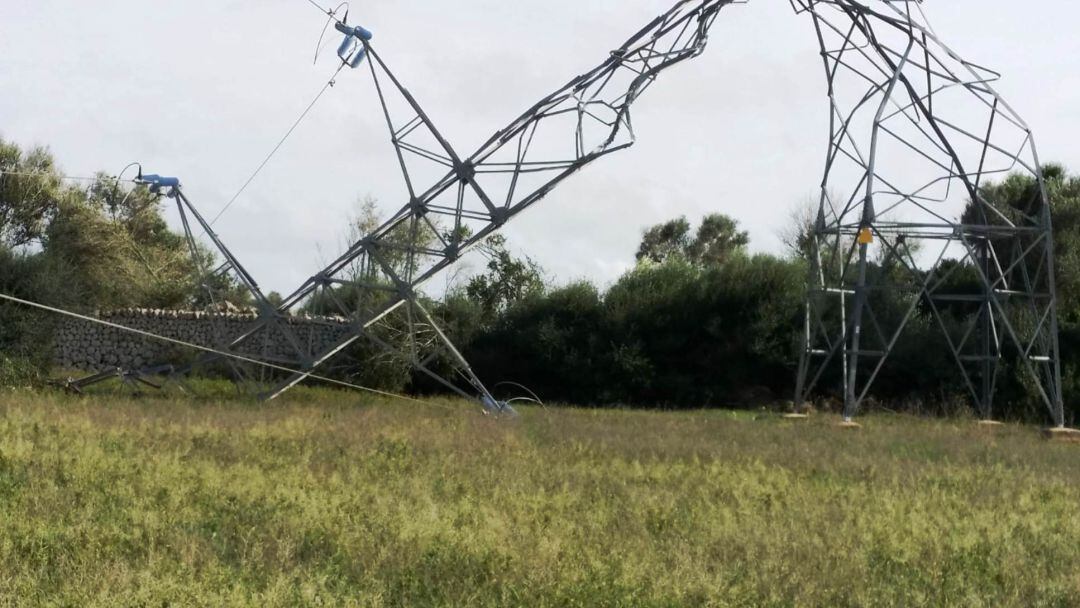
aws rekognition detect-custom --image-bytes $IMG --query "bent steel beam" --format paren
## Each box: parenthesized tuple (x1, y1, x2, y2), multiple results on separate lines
(225, 0, 739, 404)
(792, 0, 1064, 425)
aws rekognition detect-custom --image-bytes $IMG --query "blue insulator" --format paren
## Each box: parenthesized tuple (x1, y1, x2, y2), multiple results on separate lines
(349, 47, 367, 68)
(337, 34, 356, 60)
(334, 21, 373, 68)
(140, 174, 180, 189)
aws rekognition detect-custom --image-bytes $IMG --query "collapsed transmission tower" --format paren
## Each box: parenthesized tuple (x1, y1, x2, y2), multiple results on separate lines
(790, 0, 1065, 427)
(207, 0, 737, 407)
(60, 0, 1065, 425)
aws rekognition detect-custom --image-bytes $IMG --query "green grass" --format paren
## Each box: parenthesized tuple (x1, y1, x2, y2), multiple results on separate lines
(2, 388, 1080, 607)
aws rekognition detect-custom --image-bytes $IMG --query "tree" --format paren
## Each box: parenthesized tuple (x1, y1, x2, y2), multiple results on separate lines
(636, 216, 691, 264)
(465, 281, 612, 404)
(970, 165, 1080, 321)
(465, 234, 545, 320)
(43, 178, 208, 311)
(307, 196, 441, 317)
(964, 165, 1080, 420)
(604, 254, 803, 406)
(266, 291, 285, 308)
(301, 196, 446, 392)
(0, 138, 64, 249)
(779, 195, 820, 259)
(0, 138, 241, 378)
(1, 139, 216, 312)
(687, 213, 749, 266)
(636, 214, 747, 266)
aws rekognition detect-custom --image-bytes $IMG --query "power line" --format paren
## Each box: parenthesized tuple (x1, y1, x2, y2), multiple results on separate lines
(205, 62, 347, 230)
(0, 290, 454, 409)
(303, 0, 344, 23)
(304, 0, 331, 15)
(8, 3, 350, 231)
(310, 1, 353, 65)
(0, 170, 137, 185)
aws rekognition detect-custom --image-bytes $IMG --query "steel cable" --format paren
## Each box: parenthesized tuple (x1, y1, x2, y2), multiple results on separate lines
(0, 291, 455, 409)
(205, 62, 347, 229)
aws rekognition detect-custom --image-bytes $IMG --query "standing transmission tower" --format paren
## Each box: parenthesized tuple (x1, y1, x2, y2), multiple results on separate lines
(791, 1, 1065, 426)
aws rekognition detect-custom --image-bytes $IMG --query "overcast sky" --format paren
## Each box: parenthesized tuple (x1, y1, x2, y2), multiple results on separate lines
(2, 1, 1078, 296)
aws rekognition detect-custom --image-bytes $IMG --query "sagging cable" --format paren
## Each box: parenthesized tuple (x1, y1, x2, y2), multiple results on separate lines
(0, 291, 438, 407)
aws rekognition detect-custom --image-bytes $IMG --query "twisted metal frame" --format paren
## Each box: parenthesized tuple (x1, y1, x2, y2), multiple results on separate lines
(221, 0, 739, 405)
(791, 0, 1064, 425)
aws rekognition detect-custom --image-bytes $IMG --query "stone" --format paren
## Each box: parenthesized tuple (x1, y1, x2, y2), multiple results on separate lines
(1042, 427, 1080, 443)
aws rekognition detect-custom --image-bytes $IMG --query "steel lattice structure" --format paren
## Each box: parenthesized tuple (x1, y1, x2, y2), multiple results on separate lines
(790, 0, 1064, 426)
(212, 0, 738, 408)
(65, 0, 1064, 424)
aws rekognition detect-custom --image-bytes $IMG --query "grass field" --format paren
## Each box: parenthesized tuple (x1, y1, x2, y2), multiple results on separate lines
(2, 388, 1080, 607)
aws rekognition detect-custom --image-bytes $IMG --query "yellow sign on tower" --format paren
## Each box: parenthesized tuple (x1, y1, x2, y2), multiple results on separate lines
(858, 227, 874, 245)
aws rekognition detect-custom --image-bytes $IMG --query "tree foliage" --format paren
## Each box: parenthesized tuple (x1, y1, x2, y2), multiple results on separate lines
(636, 213, 748, 266)
(0, 137, 232, 372)
(464, 234, 545, 321)
(5, 131, 1080, 423)
(0, 140, 63, 249)
(964, 164, 1080, 418)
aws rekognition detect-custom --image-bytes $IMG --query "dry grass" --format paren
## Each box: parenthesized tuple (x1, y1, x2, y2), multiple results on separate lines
(1, 387, 1080, 606)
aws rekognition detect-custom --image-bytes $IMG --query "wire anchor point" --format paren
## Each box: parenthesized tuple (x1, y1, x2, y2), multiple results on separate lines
(336, 21, 373, 68)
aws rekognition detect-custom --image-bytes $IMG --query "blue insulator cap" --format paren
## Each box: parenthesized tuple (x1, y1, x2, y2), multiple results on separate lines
(353, 25, 373, 41)
(334, 22, 372, 68)
(335, 22, 373, 41)
(140, 174, 180, 188)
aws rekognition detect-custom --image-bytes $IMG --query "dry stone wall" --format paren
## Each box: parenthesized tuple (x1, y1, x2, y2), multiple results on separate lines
(54, 309, 353, 372)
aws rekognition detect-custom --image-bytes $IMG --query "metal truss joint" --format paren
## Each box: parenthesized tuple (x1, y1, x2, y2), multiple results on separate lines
(409, 196, 428, 216)
(455, 160, 476, 183)
(490, 207, 510, 227)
